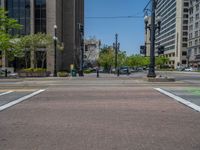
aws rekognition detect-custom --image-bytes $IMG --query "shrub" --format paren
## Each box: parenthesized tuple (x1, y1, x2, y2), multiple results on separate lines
(22, 68, 46, 73)
(57, 71, 69, 77)
(83, 69, 93, 74)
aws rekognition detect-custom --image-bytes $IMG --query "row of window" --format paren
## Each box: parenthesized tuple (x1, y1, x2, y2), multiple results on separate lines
(190, 47, 200, 55)
(6, 0, 46, 35)
(188, 38, 200, 47)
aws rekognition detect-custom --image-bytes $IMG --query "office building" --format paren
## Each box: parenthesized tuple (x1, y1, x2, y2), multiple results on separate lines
(0, 0, 84, 73)
(155, 0, 189, 69)
(188, 0, 200, 69)
(84, 38, 101, 67)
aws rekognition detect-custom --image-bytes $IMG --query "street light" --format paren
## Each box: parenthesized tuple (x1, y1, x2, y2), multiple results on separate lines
(144, 0, 162, 78)
(53, 25, 57, 77)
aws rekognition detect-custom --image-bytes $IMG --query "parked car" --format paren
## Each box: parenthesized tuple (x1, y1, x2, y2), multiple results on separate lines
(184, 67, 193, 71)
(119, 67, 130, 75)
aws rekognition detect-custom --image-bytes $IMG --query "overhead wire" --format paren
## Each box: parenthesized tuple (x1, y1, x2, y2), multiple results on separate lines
(85, 16, 144, 19)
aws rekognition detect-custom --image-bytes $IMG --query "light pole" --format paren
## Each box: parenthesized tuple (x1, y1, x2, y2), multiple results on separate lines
(113, 34, 120, 76)
(144, 0, 162, 78)
(53, 25, 58, 77)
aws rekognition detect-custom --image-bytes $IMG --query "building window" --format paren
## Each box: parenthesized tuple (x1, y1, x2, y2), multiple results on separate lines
(195, 39, 198, 45)
(182, 51, 187, 56)
(195, 22, 199, 29)
(194, 48, 198, 55)
(196, 4, 199, 11)
(6, 0, 31, 35)
(195, 31, 199, 37)
(35, 0, 46, 33)
(196, 13, 200, 20)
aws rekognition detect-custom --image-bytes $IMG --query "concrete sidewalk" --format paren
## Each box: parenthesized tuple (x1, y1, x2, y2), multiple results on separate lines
(0, 84, 200, 150)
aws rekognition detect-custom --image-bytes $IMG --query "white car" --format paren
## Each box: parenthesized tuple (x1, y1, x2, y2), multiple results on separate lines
(184, 67, 193, 71)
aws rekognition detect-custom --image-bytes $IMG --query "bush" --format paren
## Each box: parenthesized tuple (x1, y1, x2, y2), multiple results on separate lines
(22, 68, 46, 73)
(57, 71, 69, 77)
(83, 69, 93, 74)
(18, 68, 49, 77)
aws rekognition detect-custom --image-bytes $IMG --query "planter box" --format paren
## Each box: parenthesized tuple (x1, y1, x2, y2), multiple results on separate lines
(18, 71, 50, 77)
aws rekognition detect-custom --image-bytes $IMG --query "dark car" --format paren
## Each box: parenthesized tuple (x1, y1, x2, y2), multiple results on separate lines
(119, 67, 130, 75)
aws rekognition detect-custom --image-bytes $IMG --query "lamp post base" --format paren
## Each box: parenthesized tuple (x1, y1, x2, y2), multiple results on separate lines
(147, 68, 156, 78)
(79, 70, 84, 77)
(53, 71, 57, 77)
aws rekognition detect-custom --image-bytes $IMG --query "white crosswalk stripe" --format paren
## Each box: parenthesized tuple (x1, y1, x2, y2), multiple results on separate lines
(0, 89, 46, 112)
(0, 91, 13, 96)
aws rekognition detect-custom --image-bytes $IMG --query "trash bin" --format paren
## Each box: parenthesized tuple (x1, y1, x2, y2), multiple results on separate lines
(71, 69, 77, 77)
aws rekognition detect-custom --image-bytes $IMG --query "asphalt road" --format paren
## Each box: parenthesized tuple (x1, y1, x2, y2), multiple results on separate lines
(0, 76, 200, 150)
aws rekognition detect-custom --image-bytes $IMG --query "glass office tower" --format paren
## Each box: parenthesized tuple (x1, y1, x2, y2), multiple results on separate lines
(1, 0, 84, 73)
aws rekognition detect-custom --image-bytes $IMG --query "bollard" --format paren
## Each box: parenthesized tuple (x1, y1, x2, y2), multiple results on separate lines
(96, 68, 99, 78)
(117, 69, 120, 77)
(5, 69, 8, 77)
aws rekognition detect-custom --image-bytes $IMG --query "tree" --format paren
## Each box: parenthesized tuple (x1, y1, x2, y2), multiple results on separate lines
(98, 46, 115, 72)
(125, 55, 150, 67)
(118, 51, 127, 67)
(0, 8, 22, 66)
(20, 33, 53, 68)
(156, 56, 169, 68)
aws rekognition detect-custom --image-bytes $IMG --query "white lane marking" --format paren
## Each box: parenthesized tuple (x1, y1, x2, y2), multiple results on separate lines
(0, 91, 13, 96)
(155, 88, 200, 112)
(0, 89, 46, 112)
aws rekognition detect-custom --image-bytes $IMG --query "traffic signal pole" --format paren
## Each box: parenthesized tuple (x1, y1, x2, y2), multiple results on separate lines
(147, 0, 156, 78)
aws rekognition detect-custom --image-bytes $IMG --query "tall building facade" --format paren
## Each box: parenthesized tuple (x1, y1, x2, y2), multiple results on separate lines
(155, 0, 189, 69)
(0, 0, 84, 73)
(188, 0, 200, 69)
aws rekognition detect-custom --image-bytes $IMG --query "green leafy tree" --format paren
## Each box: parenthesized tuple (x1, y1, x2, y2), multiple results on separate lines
(98, 46, 114, 72)
(156, 56, 169, 68)
(0, 8, 22, 66)
(118, 51, 127, 67)
(20, 33, 53, 68)
(125, 55, 150, 67)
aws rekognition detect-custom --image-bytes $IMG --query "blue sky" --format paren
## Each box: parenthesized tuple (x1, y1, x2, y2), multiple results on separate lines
(85, 0, 149, 55)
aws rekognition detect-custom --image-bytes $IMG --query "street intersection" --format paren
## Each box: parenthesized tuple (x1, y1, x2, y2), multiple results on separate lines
(0, 71, 200, 150)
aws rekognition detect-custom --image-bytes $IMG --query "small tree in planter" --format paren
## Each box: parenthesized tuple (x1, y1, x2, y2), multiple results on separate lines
(20, 33, 53, 68)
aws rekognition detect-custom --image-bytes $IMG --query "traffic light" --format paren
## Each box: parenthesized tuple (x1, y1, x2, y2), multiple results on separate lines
(140, 45, 146, 55)
(78, 23, 84, 33)
(158, 45, 164, 55)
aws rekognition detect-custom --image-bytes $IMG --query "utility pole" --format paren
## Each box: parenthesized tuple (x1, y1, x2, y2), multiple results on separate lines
(113, 34, 120, 76)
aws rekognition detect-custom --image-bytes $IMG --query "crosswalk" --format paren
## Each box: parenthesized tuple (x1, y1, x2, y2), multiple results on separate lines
(0, 89, 46, 112)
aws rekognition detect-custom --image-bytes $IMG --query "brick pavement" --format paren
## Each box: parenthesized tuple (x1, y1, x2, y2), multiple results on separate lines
(0, 82, 200, 150)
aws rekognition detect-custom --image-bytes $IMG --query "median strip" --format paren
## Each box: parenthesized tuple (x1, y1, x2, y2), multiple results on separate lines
(155, 88, 200, 112)
(0, 91, 13, 96)
(0, 89, 46, 112)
